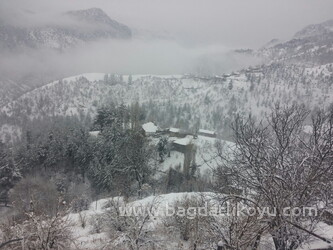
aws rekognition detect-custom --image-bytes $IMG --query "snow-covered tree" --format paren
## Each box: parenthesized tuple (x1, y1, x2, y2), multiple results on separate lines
(0, 201, 74, 249)
(0, 141, 20, 206)
(157, 137, 168, 162)
(214, 104, 333, 249)
(88, 104, 154, 196)
(103, 197, 160, 250)
(128, 74, 133, 85)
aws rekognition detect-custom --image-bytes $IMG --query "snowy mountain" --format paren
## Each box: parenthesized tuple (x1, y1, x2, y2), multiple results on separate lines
(0, 8, 131, 50)
(64, 8, 131, 40)
(259, 19, 333, 65)
(294, 19, 333, 39)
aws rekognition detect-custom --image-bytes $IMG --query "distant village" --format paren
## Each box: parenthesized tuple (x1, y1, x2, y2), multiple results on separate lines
(89, 122, 220, 177)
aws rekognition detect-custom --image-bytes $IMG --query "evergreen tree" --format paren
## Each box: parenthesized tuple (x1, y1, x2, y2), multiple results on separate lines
(0, 141, 21, 206)
(157, 137, 168, 162)
(228, 80, 233, 90)
(128, 75, 133, 85)
(103, 74, 109, 84)
(88, 104, 154, 196)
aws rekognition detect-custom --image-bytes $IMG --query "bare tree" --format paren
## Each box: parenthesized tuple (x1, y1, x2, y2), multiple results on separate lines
(0, 201, 74, 249)
(103, 197, 161, 250)
(213, 104, 333, 249)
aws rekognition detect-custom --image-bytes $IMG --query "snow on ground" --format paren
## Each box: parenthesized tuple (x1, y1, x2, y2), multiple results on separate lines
(126, 192, 216, 208)
(68, 192, 216, 249)
(68, 192, 333, 249)
(3, 67, 333, 140)
(67, 198, 113, 248)
(298, 222, 333, 249)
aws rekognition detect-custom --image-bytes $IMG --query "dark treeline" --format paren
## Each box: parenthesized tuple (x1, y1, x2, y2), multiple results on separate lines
(0, 102, 156, 210)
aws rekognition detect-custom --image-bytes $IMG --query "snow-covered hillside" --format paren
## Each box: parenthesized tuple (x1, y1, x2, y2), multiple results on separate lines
(65, 192, 333, 249)
(68, 192, 213, 249)
(1, 61, 332, 143)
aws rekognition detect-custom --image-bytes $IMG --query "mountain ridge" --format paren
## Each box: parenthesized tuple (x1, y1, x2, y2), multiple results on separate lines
(257, 19, 333, 65)
(0, 8, 131, 50)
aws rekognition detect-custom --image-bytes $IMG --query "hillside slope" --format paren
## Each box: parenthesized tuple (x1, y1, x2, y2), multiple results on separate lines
(1, 62, 332, 143)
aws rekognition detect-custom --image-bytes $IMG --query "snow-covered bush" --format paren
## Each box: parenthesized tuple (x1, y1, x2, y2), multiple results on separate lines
(0, 206, 74, 249)
(102, 197, 161, 250)
(163, 195, 214, 248)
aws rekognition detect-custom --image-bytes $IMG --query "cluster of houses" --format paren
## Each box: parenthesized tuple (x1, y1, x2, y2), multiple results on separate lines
(89, 122, 217, 153)
(141, 122, 217, 154)
(89, 122, 218, 174)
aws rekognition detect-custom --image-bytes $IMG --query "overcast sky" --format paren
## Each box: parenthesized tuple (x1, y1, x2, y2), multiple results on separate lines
(0, 0, 332, 77)
(1, 0, 333, 48)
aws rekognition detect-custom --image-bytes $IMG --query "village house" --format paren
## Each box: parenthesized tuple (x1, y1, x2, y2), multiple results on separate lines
(172, 136, 193, 154)
(198, 129, 216, 138)
(142, 122, 158, 136)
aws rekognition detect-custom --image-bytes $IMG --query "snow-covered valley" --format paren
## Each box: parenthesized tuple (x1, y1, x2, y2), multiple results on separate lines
(1, 4, 333, 250)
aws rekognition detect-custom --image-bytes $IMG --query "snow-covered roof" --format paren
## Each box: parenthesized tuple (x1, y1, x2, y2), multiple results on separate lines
(198, 129, 216, 135)
(174, 136, 192, 146)
(89, 131, 100, 137)
(142, 122, 158, 133)
(169, 128, 180, 133)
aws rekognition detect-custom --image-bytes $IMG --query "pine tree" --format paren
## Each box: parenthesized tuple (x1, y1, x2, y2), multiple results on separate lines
(0, 141, 21, 206)
(157, 137, 168, 162)
(88, 104, 154, 195)
(228, 80, 233, 90)
(128, 75, 133, 85)
(103, 74, 109, 83)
